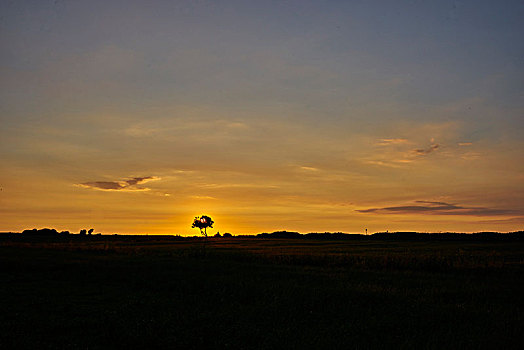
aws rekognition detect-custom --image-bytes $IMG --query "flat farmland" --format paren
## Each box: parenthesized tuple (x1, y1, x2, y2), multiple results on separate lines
(1, 237, 523, 349)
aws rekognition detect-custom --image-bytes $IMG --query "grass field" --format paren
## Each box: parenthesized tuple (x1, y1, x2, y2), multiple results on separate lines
(1, 237, 523, 349)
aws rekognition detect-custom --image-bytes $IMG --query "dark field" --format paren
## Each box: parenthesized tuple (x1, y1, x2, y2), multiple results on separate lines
(1, 237, 523, 349)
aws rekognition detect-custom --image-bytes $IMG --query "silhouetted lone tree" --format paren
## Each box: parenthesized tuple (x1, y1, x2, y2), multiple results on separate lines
(192, 215, 214, 237)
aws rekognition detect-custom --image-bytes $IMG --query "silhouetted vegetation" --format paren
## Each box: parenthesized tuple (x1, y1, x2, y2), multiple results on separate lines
(257, 230, 524, 241)
(258, 230, 301, 239)
(191, 215, 214, 237)
(21, 228, 61, 236)
(7, 228, 522, 243)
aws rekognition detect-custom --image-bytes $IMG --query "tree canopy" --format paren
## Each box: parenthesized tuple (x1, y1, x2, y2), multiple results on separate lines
(192, 215, 214, 237)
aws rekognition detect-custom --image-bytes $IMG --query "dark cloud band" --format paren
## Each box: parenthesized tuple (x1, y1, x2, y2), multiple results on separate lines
(77, 176, 160, 192)
(413, 144, 439, 155)
(357, 201, 512, 216)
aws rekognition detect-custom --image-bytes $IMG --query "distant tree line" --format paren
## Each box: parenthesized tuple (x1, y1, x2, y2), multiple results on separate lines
(2, 228, 522, 242)
(257, 230, 524, 241)
(21, 228, 100, 236)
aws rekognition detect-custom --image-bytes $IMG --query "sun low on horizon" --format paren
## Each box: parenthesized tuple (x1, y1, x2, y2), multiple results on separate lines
(1, 1, 523, 236)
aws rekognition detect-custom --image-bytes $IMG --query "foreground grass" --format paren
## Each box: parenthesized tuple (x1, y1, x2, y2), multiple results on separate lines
(0, 238, 523, 349)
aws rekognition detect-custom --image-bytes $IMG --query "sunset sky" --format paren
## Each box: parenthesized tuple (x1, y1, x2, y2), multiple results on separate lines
(1, 0, 523, 235)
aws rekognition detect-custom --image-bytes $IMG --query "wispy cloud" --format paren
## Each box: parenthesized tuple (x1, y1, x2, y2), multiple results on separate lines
(460, 152, 481, 160)
(199, 183, 279, 189)
(363, 140, 439, 168)
(376, 138, 410, 146)
(363, 160, 407, 168)
(413, 143, 440, 156)
(476, 217, 524, 225)
(299, 166, 319, 171)
(357, 200, 512, 216)
(123, 119, 249, 139)
(77, 176, 161, 192)
(190, 195, 217, 200)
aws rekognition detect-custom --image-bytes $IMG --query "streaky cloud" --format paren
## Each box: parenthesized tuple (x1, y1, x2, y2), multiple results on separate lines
(357, 201, 513, 216)
(299, 166, 319, 171)
(413, 144, 439, 155)
(124, 176, 160, 186)
(376, 138, 410, 146)
(77, 176, 160, 192)
(79, 181, 126, 190)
